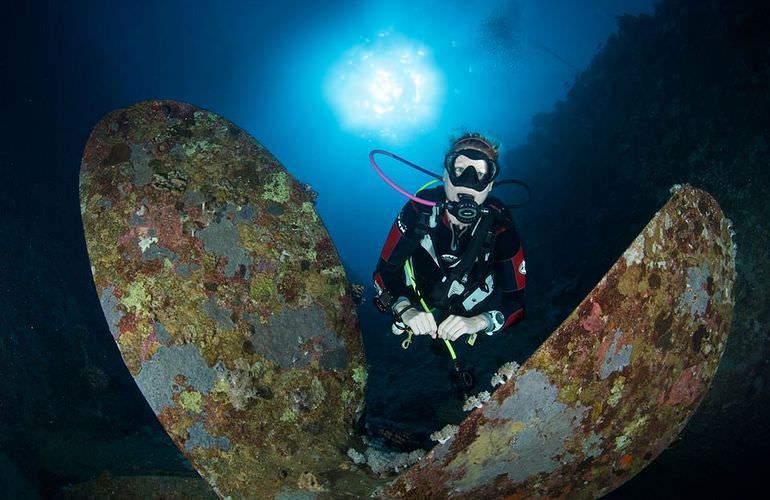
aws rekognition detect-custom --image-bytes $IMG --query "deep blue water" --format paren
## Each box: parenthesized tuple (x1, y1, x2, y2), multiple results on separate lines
(36, 0, 656, 284)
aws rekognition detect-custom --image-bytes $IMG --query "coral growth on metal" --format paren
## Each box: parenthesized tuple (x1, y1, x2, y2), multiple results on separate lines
(386, 185, 736, 498)
(79, 100, 366, 498)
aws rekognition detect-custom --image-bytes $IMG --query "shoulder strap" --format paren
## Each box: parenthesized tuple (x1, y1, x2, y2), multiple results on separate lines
(386, 202, 438, 274)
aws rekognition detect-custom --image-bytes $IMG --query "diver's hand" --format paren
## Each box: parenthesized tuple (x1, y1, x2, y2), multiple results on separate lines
(400, 307, 438, 339)
(437, 315, 487, 341)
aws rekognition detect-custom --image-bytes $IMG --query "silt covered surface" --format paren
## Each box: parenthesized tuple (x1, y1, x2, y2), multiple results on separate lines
(385, 185, 735, 498)
(79, 100, 367, 498)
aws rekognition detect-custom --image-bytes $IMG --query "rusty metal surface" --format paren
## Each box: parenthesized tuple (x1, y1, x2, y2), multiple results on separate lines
(79, 100, 367, 498)
(385, 185, 736, 498)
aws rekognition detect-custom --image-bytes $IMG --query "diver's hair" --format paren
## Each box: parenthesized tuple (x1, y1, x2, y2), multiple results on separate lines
(448, 132, 501, 161)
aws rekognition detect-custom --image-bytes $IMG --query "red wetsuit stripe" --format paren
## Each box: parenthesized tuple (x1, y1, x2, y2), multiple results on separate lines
(380, 222, 402, 262)
(503, 308, 524, 329)
(512, 247, 526, 290)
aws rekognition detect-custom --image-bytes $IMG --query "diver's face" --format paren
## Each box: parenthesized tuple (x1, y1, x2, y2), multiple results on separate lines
(444, 154, 494, 204)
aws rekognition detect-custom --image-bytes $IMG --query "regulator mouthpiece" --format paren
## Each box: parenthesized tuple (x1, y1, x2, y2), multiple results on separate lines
(448, 194, 481, 224)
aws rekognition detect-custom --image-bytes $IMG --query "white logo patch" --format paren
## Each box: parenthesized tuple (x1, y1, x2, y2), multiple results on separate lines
(441, 254, 460, 265)
(397, 211, 407, 234)
(518, 260, 527, 276)
(447, 280, 465, 298)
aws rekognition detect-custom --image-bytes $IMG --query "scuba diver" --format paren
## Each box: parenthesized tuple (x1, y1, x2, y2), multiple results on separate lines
(371, 133, 526, 394)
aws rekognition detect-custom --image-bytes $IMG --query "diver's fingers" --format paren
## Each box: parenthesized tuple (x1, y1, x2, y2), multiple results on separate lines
(419, 313, 432, 335)
(437, 316, 450, 339)
(439, 315, 460, 339)
(410, 316, 424, 335)
(415, 312, 433, 336)
(448, 324, 467, 341)
(447, 318, 467, 341)
(412, 312, 426, 336)
(427, 312, 438, 338)
(404, 311, 420, 334)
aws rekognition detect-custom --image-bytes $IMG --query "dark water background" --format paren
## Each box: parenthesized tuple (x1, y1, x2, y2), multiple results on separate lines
(2, 0, 768, 497)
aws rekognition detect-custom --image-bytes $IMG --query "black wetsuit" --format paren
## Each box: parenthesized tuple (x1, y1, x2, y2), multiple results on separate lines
(373, 186, 526, 332)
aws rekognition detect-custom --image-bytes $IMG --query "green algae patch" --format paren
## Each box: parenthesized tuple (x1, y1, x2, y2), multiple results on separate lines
(250, 275, 279, 305)
(617, 265, 645, 297)
(280, 408, 298, 423)
(180, 390, 203, 413)
(122, 281, 151, 313)
(448, 420, 527, 490)
(608, 376, 626, 407)
(352, 366, 367, 387)
(262, 171, 291, 203)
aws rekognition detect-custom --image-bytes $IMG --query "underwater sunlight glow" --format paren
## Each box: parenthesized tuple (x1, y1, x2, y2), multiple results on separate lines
(325, 32, 444, 142)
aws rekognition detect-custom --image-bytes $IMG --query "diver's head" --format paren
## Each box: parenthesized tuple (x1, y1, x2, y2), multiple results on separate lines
(443, 134, 499, 219)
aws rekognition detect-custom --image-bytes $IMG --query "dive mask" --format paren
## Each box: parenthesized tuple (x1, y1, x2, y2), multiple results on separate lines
(444, 148, 499, 191)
